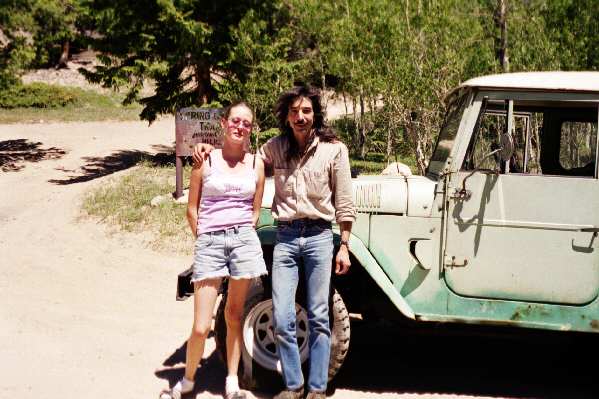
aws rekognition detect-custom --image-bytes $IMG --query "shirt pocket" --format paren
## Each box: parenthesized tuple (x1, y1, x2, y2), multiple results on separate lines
(274, 168, 294, 197)
(305, 169, 330, 200)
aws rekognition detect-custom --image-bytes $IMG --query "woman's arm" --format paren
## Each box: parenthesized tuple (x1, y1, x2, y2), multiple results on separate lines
(252, 156, 266, 227)
(186, 164, 204, 238)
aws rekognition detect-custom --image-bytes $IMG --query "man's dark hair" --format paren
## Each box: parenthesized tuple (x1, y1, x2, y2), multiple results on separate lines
(274, 85, 337, 160)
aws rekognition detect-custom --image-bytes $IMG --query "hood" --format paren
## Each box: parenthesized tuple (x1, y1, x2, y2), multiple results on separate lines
(261, 175, 437, 217)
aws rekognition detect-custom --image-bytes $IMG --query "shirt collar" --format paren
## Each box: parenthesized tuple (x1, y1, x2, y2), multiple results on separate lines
(303, 133, 320, 155)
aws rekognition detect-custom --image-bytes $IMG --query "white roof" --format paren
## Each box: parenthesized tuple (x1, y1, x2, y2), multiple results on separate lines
(459, 71, 599, 92)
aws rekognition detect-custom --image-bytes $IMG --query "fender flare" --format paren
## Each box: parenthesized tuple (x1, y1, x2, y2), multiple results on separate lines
(257, 226, 415, 320)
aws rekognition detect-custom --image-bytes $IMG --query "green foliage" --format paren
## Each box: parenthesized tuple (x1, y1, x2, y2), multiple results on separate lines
(542, 0, 599, 70)
(0, 82, 81, 108)
(293, 0, 497, 172)
(253, 127, 280, 151)
(292, 0, 598, 173)
(31, 0, 81, 67)
(0, 1, 37, 86)
(0, 0, 85, 88)
(2, 0, 597, 171)
(82, 0, 296, 124)
(350, 159, 386, 175)
(218, 4, 303, 129)
(0, 83, 142, 123)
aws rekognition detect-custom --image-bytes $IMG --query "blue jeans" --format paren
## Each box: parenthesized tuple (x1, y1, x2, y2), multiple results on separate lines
(272, 220, 333, 392)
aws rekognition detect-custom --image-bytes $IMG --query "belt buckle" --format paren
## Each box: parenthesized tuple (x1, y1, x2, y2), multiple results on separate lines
(225, 225, 240, 233)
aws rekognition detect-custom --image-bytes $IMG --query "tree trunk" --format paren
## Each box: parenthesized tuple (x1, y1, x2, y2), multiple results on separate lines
(195, 63, 215, 105)
(405, 110, 427, 175)
(359, 94, 366, 160)
(405, 0, 410, 31)
(494, 0, 509, 72)
(352, 96, 359, 153)
(319, 52, 326, 91)
(386, 105, 394, 163)
(56, 41, 70, 69)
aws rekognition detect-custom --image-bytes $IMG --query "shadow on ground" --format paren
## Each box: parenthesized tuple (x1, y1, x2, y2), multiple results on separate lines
(49, 147, 176, 184)
(155, 335, 274, 399)
(0, 139, 66, 172)
(330, 321, 599, 399)
(154, 321, 599, 398)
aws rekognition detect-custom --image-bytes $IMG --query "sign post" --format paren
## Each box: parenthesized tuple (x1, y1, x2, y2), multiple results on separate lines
(174, 107, 223, 199)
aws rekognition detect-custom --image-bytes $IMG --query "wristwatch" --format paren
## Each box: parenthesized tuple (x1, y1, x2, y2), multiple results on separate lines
(339, 239, 350, 249)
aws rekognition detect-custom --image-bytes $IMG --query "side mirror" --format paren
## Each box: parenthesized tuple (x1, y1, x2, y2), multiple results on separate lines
(455, 141, 507, 201)
(498, 132, 514, 162)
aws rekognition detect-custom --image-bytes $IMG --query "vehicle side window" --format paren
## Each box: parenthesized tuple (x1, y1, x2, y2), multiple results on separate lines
(559, 121, 597, 174)
(463, 111, 537, 173)
(462, 100, 598, 178)
(467, 113, 501, 171)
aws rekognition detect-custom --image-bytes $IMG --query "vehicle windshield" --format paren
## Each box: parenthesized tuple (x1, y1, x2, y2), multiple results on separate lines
(427, 92, 469, 179)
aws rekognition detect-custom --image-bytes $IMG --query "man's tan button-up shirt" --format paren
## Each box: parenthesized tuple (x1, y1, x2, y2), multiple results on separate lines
(258, 135, 356, 224)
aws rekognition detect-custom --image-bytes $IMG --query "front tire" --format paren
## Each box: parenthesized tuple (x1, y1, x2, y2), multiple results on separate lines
(215, 278, 350, 390)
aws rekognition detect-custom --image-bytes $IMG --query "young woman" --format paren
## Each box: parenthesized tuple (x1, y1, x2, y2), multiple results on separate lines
(161, 102, 267, 399)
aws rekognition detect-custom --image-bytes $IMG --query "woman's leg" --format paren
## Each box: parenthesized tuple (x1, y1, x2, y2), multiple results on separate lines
(224, 278, 251, 376)
(184, 278, 222, 381)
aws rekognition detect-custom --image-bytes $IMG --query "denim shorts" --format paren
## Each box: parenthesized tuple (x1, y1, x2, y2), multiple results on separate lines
(192, 225, 267, 282)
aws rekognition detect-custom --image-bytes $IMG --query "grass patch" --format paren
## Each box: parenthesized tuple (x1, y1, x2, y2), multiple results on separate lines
(82, 161, 194, 254)
(0, 83, 142, 123)
(350, 152, 418, 175)
(350, 159, 386, 174)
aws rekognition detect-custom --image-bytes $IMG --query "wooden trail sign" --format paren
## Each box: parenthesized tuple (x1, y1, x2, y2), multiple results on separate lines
(175, 107, 223, 156)
(174, 107, 222, 198)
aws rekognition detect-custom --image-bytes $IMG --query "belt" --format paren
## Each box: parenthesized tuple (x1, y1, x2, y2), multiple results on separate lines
(204, 225, 253, 235)
(277, 218, 332, 228)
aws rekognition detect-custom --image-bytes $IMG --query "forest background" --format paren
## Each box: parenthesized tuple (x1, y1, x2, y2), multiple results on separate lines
(1, 0, 597, 174)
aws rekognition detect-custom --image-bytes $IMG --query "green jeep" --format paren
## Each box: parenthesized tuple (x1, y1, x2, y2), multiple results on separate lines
(195, 71, 599, 389)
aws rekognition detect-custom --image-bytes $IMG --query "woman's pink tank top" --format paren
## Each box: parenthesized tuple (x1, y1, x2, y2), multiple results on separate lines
(197, 150, 256, 234)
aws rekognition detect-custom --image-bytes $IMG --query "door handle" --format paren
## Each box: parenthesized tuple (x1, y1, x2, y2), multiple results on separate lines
(444, 255, 468, 268)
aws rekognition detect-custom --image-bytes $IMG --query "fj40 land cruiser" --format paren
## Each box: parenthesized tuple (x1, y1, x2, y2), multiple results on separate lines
(180, 71, 599, 389)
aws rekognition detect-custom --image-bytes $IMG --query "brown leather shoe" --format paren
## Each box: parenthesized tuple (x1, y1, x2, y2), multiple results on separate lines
(305, 392, 326, 399)
(225, 391, 247, 399)
(272, 387, 304, 399)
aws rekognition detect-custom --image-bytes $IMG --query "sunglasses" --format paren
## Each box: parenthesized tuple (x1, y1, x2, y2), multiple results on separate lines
(228, 117, 253, 129)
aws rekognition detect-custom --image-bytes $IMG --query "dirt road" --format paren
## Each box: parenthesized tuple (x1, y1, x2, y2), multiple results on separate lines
(2, 120, 588, 399)
(1, 118, 198, 399)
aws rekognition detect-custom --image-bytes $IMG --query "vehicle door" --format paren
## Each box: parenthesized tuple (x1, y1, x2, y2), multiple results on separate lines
(443, 92, 599, 305)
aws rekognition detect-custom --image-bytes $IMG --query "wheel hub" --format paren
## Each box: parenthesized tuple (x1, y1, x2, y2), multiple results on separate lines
(242, 299, 309, 372)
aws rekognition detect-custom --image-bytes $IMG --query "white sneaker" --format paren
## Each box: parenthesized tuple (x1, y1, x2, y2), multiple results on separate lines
(159, 378, 194, 399)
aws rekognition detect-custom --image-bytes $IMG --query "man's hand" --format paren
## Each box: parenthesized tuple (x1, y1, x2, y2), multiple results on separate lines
(335, 221, 352, 275)
(335, 245, 351, 275)
(191, 143, 214, 165)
